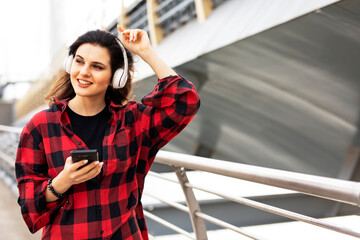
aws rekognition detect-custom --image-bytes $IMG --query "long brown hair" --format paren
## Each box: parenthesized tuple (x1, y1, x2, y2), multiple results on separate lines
(45, 29, 134, 106)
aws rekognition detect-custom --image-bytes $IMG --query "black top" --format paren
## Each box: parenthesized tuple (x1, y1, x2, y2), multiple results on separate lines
(66, 106, 111, 161)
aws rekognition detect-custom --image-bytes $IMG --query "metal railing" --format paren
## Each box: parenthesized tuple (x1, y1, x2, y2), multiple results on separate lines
(146, 150, 360, 239)
(0, 125, 21, 194)
(0, 125, 21, 174)
(1, 125, 360, 239)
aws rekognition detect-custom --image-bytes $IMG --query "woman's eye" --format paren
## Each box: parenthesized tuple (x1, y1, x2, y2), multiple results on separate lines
(75, 59, 84, 64)
(93, 65, 104, 70)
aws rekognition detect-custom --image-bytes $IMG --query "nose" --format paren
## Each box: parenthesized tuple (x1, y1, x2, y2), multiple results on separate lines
(79, 64, 91, 76)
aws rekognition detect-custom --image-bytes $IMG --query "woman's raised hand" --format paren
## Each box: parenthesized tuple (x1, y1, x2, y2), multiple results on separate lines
(117, 25, 177, 79)
(117, 25, 151, 57)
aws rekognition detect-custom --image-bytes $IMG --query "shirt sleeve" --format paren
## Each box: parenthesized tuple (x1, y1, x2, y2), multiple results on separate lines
(15, 117, 65, 233)
(138, 75, 200, 171)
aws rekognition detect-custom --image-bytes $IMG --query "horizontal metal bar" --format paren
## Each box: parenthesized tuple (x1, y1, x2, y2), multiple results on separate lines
(0, 125, 22, 134)
(155, 150, 360, 207)
(185, 181, 360, 238)
(148, 234, 157, 240)
(145, 173, 264, 239)
(147, 171, 360, 238)
(0, 151, 16, 166)
(144, 178, 265, 239)
(195, 211, 266, 240)
(148, 171, 179, 184)
(143, 210, 195, 239)
(143, 191, 189, 213)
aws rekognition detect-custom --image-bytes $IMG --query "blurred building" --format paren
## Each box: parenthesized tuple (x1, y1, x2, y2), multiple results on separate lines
(12, 0, 360, 178)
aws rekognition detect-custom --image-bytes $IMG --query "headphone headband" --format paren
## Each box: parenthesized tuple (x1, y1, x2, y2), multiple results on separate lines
(113, 38, 128, 88)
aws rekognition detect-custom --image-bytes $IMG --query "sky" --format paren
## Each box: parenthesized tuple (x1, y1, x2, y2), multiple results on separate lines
(0, 0, 135, 100)
(0, 0, 48, 88)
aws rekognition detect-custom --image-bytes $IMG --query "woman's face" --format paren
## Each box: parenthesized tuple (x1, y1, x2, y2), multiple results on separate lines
(70, 43, 112, 101)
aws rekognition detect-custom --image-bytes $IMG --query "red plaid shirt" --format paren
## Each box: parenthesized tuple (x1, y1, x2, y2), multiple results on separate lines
(16, 75, 200, 240)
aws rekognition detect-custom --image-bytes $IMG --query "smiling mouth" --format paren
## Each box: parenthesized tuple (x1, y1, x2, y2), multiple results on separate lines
(78, 79, 92, 85)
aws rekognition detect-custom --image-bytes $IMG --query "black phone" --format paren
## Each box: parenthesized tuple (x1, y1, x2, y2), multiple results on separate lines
(71, 149, 98, 165)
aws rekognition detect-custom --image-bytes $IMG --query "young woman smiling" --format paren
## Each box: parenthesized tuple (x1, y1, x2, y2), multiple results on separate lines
(15, 26, 200, 239)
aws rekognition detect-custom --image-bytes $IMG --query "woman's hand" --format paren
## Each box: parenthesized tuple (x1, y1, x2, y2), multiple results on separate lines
(59, 156, 103, 186)
(46, 156, 103, 202)
(117, 25, 152, 58)
(117, 25, 177, 79)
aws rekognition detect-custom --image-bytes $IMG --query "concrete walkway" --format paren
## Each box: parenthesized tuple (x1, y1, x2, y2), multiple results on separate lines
(0, 179, 41, 240)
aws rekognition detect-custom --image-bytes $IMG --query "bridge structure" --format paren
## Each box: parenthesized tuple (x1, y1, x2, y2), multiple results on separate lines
(1, 0, 360, 239)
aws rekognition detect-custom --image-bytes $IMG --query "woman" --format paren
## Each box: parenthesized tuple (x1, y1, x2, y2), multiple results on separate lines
(16, 26, 200, 239)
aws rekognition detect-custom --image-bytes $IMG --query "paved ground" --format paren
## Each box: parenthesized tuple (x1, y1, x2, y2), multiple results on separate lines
(0, 180, 41, 240)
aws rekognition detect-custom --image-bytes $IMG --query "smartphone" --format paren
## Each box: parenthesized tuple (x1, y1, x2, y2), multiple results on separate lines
(71, 149, 98, 166)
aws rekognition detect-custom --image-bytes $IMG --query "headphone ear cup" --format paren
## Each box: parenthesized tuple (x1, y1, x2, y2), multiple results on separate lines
(112, 68, 127, 89)
(113, 38, 128, 89)
(64, 55, 74, 74)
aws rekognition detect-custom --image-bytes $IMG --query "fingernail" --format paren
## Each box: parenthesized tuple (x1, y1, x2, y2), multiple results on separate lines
(94, 161, 99, 165)
(83, 160, 88, 164)
(99, 162, 104, 167)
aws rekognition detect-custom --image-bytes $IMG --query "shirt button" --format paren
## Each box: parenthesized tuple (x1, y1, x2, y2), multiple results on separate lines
(100, 230, 104, 234)
(77, 141, 81, 145)
(66, 201, 69, 203)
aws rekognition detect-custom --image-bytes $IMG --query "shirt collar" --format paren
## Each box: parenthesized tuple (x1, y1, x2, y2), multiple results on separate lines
(53, 97, 69, 107)
(53, 97, 123, 113)
(108, 100, 123, 109)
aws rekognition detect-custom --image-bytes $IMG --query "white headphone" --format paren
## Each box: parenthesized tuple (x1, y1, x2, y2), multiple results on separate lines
(63, 38, 128, 89)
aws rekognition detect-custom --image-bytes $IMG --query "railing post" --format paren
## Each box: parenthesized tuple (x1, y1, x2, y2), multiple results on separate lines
(173, 166, 208, 240)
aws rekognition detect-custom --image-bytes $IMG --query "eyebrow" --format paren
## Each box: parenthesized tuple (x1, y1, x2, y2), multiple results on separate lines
(75, 54, 107, 67)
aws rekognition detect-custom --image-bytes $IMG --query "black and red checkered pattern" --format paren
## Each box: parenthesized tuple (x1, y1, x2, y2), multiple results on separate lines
(16, 75, 200, 239)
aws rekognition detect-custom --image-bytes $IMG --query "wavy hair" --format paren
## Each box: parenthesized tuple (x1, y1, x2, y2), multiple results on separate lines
(45, 29, 134, 106)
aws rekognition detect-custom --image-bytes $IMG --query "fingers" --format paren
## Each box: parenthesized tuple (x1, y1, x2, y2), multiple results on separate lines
(82, 162, 103, 181)
(117, 25, 129, 41)
(65, 156, 73, 164)
(66, 156, 87, 170)
(131, 29, 140, 42)
(67, 156, 89, 171)
(77, 161, 103, 175)
(117, 25, 124, 33)
(117, 25, 142, 42)
(72, 161, 103, 184)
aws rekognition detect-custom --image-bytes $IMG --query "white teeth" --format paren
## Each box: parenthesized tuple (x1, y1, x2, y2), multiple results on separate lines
(78, 79, 91, 85)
